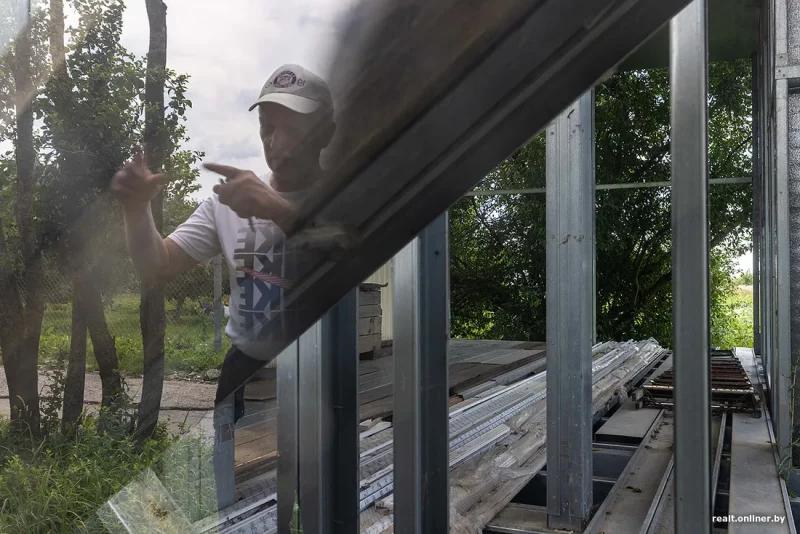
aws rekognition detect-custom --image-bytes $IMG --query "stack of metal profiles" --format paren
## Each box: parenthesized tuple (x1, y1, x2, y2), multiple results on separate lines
(642, 349, 761, 414)
(193, 340, 666, 534)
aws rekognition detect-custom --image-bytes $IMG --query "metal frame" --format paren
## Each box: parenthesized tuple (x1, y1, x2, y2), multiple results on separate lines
(545, 92, 595, 531)
(465, 177, 751, 197)
(753, 54, 762, 355)
(773, 0, 795, 462)
(236, 0, 698, 394)
(277, 291, 360, 534)
(670, 0, 712, 531)
(392, 213, 450, 533)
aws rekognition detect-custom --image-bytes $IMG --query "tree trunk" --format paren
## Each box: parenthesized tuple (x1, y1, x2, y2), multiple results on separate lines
(62, 266, 88, 434)
(1, 0, 44, 434)
(136, 0, 169, 439)
(49, 0, 66, 77)
(0, 220, 27, 430)
(83, 274, 122, 408)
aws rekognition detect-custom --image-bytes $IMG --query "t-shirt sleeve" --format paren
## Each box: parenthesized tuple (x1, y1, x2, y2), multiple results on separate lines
(167, 197, 222, 265)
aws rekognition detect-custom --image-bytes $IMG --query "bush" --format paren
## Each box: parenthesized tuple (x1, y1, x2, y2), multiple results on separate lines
(0, 414, 176, 534)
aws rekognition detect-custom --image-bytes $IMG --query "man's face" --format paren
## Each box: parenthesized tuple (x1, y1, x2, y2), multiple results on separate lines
(258, 104, 323, 173)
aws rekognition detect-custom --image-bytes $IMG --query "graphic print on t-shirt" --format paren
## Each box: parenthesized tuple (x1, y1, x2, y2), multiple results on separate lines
(232, 222, 285, 342)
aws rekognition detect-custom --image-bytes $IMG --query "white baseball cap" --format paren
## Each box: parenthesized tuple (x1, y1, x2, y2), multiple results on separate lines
(249, 64, 333, 115)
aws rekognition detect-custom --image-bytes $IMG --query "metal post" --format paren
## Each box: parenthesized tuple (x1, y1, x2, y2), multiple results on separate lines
(277, 341, 299, 533)
(545, 91, 595, 531)
(774, 0, 795, 463)
(670, 1, 711, 531)
(752, 55, 761, 354)
(213, 255, 223, 352)
(297, 290, 360, 533)
(393, 213, 450, 534)
(774, 76, 792, 458)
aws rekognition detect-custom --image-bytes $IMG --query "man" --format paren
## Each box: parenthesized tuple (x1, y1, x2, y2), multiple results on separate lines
(111, 63, 335, 506)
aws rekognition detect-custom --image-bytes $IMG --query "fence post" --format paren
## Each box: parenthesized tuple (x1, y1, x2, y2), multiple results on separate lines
(213, 255, 222, 352)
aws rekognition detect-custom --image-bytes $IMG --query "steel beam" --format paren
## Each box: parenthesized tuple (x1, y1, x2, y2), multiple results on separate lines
(546, 92, 595, 531)
(774, 75, 793, 458)
(465, 177, 752, 197)
(392, 213, 450, 533)
(296, 290, 360, 533)
(753, 55, 762, 355)
(326, 290, 361, 531)
(277, 341, 299, 534)
(670, 0, 712, 531)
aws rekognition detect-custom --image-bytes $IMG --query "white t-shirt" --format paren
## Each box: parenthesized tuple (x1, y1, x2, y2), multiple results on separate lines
(168, 174, 308, 359)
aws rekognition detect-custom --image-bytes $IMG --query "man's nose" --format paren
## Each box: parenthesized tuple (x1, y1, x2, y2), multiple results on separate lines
(270, 129, 292, 151)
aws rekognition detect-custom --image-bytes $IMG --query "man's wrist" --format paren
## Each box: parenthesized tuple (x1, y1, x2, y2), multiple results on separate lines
(123, 201, 152, 219)
(272, 202, 297, 231)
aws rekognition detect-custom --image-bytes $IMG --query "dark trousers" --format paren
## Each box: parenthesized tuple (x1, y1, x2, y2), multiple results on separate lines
(214, 345, 267, 423)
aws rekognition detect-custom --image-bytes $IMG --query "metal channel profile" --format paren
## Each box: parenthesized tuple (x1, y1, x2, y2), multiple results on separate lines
(276, 341, 299, 533)
(392, 214, 450, 533)
(325, 290, 361, 532)
(297, 290, 360, 533)
(210, 0, 697, 408)
(670, 0, 712, 531)
(774, 72, 793, 459)
(546, 91, 595, 531)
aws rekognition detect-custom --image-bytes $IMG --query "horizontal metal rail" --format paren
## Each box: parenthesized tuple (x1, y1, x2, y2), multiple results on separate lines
(465, 177, 752, 197)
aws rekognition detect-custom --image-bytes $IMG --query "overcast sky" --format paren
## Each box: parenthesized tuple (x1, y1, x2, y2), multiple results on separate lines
(118, 0, 358, 201)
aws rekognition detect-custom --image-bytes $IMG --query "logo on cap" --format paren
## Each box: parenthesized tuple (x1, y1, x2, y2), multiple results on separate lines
(274, 70, 297, 88)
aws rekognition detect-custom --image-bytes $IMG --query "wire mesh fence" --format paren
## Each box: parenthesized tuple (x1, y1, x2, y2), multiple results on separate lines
(30, 257, 232, 377)
(25, 257, 395, 376)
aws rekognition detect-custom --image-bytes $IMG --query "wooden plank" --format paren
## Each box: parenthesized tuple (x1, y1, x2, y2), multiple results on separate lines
(450, 352, 546, 395)
(359, 396, 395, 422)
(243, 377, 277, 401)
(359, 316, 382, 335)
(359, 291, 382, 306)
(359, 333, 382, 353)
(479, 349, 544, 366)
(360, 283, 387, 291)
(235, 432, 278, 466)
(236, 419, 279, 447)
(360, 383, 393, 406)
(359, 305, 382, 318)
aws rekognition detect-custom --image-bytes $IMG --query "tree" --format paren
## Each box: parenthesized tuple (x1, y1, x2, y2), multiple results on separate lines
(0, 0, 201, 434)
(450, 60, 753, 348)
(0, 0, 49, 433)
(136, 0, 168, 439)
(40, 0, 148, 427)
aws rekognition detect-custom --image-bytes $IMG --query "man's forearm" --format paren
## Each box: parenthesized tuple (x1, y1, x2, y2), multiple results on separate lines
(123, 203, 169, 282)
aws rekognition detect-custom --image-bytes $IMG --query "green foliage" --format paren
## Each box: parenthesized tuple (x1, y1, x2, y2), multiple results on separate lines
(37, 293, 230, 376)
(735, 270, 754, 286)
(0, 405, 176, 533)
(451, 60, 754, 347)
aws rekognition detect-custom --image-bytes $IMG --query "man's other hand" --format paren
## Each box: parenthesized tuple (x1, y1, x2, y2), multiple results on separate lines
(110, 147, 169, 211)
(205, 163, 296, 228)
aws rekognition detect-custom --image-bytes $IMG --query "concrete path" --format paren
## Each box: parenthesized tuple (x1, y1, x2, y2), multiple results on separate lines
(0, 367, 218, 435)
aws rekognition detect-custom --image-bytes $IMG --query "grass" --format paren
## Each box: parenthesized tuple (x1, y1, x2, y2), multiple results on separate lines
(0, 414, 179, 533)
(37, 294, 231, 377)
